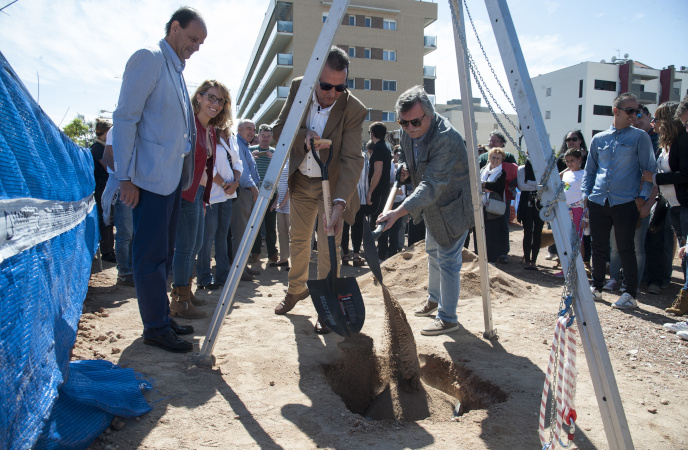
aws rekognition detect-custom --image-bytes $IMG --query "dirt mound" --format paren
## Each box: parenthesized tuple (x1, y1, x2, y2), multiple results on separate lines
(359, 242, 529, 300)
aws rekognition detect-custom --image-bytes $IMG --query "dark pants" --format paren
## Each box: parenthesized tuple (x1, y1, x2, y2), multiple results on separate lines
(370, 192, 390, 259)
(252, 194, 277, 257)
(644, 214, 673, 286)
(132, 182, 182, 339)
(388, 201, 404, 257)
(350, 204, 369, 254)
(522, 204, 544, 263)
(500, 205, 510, 256)
(95, 181, 114, 256)
(590, 200, 639, 298)
(408, 217, 426, 247)
(484, 212, 507, 263)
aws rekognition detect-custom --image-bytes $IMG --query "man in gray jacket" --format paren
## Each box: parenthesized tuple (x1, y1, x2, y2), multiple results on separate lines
(377, 86, 474, 336)
(113, 7, 206, 352)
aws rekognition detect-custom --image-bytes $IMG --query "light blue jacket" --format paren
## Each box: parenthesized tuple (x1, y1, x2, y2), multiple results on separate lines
(112, 39, 196, 196)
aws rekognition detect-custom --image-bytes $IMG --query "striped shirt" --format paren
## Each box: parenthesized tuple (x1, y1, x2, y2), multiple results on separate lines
(276, 160, 290, 214)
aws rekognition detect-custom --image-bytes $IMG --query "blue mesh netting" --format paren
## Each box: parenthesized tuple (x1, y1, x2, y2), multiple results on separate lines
(0, 51, 150, 450)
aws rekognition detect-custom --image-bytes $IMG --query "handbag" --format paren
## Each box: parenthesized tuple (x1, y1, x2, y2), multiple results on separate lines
(484, 191, 506, 220)
(648, 194, 668, 234)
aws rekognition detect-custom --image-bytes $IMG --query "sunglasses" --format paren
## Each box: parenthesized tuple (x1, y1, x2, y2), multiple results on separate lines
(617, 106, 642, 117)
(200, 92, 226, 106)
(319, 81, 347, 92)
(565, 136, 579, 142)
(398, 114, 426, 128)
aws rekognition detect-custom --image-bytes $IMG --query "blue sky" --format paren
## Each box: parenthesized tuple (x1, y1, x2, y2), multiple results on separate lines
(1, 0, 684, 128)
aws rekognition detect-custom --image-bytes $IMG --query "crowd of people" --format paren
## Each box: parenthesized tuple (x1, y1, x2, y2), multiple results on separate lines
(91, 6, 688, 352)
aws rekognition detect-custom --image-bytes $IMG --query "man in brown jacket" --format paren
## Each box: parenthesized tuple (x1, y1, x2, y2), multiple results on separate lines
(271, 47, 366, 334)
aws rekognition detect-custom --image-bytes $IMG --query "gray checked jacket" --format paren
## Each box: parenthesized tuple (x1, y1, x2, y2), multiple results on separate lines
(399, 113, 474, 248)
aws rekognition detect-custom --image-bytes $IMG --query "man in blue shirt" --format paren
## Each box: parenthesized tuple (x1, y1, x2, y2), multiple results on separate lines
(583, 92, 657, 310)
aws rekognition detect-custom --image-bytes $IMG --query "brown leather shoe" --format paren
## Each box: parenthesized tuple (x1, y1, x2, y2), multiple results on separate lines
(275, 290, 309, 315)
(188, 277, 207, 306)
(248, 253, 261, 263)
(314, 317, 331, 334)
(245, 267, 261, 276)
(241, 271, 255, 282)
(268, 253, 279, 263)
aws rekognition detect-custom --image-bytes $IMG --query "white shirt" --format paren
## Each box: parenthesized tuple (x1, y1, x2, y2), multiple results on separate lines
(209, 135, 244, 204)
(562, 170, 584, 206)
(657, 149, 679, 207)
(298, 93, 336, 178)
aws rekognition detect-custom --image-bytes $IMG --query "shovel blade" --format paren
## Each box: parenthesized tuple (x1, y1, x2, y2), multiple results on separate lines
(307, 276, 365, 336)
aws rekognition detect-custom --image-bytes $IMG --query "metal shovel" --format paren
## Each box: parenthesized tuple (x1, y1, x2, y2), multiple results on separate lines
(307, 138, 365, 336)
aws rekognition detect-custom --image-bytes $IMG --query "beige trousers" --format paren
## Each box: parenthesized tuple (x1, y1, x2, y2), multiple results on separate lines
(288, 172, 342, 295)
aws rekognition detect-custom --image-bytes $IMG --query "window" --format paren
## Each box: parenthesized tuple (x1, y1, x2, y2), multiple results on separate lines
(365, 110, 371, 121)
(348, 47, 355, 58)
(322, 13, 328, 23)
(364, 79, 371, 90)
(347, 79, 355, 89)
(594, 79, 617, 91)
(349, 15, 356, 26)
(383, 50, 396, 61)
(382, 80, 397, 91)
(364, 48, 371, 59)
(546, 87, 551, 97)
(365, 17, 371, 28)
(592, 130, 603, 138)
(545, 111, 551, 120)
(577, 104, 582, 123)
(383, 19, 396, 30)
(578, 79, 583, 98)
(593, 105, 613, 116)
(382, 112, 396, 122)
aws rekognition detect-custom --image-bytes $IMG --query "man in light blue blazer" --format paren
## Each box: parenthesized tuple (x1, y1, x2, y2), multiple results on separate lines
(113, 6, 206, 353)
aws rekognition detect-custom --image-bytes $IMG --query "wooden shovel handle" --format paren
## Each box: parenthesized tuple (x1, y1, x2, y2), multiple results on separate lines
(313, 139, 332, 146)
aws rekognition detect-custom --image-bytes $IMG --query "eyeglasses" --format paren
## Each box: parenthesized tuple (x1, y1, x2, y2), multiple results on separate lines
(200, 93, 226, 106)
(565, 136, 579, 142)
(398, 114, 426, 128)
(617, 106, 642, 117)
(319, 81, 347, 92)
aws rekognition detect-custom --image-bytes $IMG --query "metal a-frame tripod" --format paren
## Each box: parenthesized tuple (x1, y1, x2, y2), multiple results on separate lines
(448, 0, 634, 448)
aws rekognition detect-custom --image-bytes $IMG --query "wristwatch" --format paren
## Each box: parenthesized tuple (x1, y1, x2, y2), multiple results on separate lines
(332, 199, 347, 210)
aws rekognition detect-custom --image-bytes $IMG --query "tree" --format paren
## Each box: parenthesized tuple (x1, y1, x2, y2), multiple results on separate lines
(63, 114, 95, 147)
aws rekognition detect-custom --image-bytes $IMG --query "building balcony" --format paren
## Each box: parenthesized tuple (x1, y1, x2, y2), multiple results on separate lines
(239, 52, 293, 118)
(237, 20, 293, 110)
(630, 83, 657, 104)
(424, 35, 437, 55)
(423, 65, 436, 79)
(252, 86, 290, 125)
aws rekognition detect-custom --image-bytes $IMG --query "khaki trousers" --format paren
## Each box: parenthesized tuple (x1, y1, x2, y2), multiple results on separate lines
(288, 172, 342, 294)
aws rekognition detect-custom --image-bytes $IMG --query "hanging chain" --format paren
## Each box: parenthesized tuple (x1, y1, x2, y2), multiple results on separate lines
(453, 0, 524, 155)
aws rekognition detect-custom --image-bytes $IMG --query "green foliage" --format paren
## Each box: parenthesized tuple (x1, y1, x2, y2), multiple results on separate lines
(63, 114, 94, 147)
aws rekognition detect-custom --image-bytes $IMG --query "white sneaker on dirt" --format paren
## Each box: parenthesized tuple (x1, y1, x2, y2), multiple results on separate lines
(603, 279, 619, 291)
(420, 318, 460, 336)
(611, 293, 638, 310)
(663, 321, 688, 333)
(590, 286, 603, 301)
(545, 253, 557, 260)
(677, 331, 688, 341)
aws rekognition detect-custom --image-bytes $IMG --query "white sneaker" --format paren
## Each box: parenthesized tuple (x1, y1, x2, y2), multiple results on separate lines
(603, 279, 619, 291)
(545, 253, 557, 261)
(612, 293, 638, 310)
(590, 286, 603, 301)
(677, 330, 688, 341)
(663, 321, 688, 333)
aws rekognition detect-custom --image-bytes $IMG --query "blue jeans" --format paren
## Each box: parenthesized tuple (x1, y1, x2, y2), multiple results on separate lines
(610, 215, 650, 289)
(426, 228, 469, 324)
(114, 196, 134, 276)
(132, 182, 181, 339)
(197, 200, 233, 286)
(172, 186, 205, 287)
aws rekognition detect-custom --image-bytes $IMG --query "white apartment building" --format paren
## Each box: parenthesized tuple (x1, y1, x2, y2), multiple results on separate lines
(532, 61, 688, 149)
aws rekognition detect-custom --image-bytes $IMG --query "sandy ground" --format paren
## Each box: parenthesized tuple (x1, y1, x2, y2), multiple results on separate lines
(77, 223, 688, 449)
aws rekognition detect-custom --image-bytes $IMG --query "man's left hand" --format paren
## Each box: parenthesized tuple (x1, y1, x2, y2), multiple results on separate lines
(324, 203, 345, 235)
(377, 206, 408, 232)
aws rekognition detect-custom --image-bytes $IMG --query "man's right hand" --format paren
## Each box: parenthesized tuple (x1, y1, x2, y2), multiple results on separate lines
(119, 180, 140, 208)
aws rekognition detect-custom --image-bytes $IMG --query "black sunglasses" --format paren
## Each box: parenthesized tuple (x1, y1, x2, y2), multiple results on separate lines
(319, 81, 347, 92)
(565, 136, 579, 142)
(398, 114, 425, 128)
(200, 92, 226, 106)
(617, 106, 642, 117)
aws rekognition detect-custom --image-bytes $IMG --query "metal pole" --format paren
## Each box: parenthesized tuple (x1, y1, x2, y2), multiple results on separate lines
(448, 0, 495, 339)
(189, 0, 352, 366)
(482, 0, 634, 448)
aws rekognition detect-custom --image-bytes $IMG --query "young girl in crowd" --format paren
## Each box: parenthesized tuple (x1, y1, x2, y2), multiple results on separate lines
(556, 148, 585, 276)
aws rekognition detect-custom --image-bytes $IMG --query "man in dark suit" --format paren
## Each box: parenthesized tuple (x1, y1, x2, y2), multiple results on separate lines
(377, 86, 474, 336)
(113, 6, 206, 352)
(271, 47, 366, 334)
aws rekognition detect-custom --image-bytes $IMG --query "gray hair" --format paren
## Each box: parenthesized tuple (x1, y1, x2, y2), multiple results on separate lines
(236, 118, 255, 129)
(395, 85, 434, 118)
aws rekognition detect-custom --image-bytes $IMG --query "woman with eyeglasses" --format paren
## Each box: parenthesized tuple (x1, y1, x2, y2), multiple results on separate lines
(642, 100, 688, 316)
(170, 80, 229, 319)
(481, 147, 508, 263)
